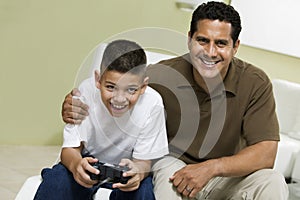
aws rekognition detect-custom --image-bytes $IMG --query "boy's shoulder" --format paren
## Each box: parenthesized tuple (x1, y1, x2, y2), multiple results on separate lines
(144, 86, 162, 98)
(78, 77, 95, 92)
(143, 86, 163, 103)
(134, 86, 164, 110)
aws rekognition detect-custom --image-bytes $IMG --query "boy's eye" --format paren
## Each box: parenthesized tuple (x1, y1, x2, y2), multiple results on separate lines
(106, 85, 115, 91)
(127, 87, 138, 94)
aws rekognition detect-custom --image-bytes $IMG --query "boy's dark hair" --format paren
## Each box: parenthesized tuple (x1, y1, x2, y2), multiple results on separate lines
(101, 39, 147, 75)
(190, 1, 242, 45)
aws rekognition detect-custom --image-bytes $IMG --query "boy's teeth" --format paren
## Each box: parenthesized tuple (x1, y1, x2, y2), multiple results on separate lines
(112, 104, 126, 109)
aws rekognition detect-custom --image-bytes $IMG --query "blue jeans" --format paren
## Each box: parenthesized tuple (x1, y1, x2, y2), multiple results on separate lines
(33, 163, 155, 200)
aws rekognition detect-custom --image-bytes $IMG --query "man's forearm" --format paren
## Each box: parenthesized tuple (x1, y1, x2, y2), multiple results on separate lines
(214, 140, 278, 177)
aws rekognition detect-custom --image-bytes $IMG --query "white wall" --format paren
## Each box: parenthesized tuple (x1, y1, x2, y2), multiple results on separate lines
(231, 0, 300, 58)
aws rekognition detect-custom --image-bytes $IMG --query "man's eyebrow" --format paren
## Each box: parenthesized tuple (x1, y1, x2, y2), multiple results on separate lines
(195, 36, 208, 40)
(215, 39, 229, 44)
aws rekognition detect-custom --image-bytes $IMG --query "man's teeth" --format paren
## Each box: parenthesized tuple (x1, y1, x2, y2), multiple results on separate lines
(202, 60, 218, 65)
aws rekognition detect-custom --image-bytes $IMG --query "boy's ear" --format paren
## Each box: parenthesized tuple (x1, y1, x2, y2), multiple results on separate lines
(94, 70, 101, 89)
(140, 76, 149, 95)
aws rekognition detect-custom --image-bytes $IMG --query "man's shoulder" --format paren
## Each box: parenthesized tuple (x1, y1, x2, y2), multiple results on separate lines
(156, 54, 190, 69)
(232, 57, 269, 82)
(146, 54, 191, 83)
(231, 57, 272, 96)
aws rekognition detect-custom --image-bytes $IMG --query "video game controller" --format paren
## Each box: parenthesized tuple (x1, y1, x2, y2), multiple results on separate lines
(89, 161, 131, 184)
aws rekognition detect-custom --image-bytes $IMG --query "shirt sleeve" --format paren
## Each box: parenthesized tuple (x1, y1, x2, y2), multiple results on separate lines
(62, 124, 82, 147)
(243, 78, 280, 145)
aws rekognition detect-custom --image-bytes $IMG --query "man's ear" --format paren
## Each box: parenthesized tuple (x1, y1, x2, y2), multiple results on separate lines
(233, 39, 240, 56)
(94, 70, 101, 89)
(187, 31, 192, 50)
(140, 76, 149, 95)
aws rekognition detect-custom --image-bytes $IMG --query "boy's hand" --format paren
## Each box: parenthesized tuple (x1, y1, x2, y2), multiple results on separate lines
(112, 159, 149, 191)
(61, 88, 89, 124)
(72, 157, 99, 188)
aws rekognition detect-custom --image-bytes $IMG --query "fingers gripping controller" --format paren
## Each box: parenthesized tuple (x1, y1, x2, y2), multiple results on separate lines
(89, 161, 131, 184)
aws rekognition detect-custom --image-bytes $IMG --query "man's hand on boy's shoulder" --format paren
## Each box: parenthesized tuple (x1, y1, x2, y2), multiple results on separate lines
(62, 88, 89, 124)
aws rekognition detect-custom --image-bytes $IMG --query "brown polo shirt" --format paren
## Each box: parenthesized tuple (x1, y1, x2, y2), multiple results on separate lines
(147, 54, 279, 164)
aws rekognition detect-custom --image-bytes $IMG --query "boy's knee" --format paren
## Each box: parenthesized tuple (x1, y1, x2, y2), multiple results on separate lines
(41, 164, 72, 188)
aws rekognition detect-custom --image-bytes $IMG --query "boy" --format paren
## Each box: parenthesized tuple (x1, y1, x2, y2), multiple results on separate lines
(34, 40, 169, 200)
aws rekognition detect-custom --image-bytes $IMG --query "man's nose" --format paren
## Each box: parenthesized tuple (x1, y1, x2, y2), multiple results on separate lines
(205, 43, 217, 57)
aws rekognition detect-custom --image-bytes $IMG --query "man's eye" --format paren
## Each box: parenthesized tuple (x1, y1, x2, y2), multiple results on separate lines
(196, 37, 209, 44)
(216, 41, 228, 47)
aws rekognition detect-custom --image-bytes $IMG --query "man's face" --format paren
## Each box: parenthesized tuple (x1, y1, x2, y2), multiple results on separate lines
(95, 70, 147, 117)
(188, 19, 239, 80)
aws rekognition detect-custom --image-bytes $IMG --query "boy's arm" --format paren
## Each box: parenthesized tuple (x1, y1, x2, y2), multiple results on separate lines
(60, 144, 99, 188)
(132, 158, 151, 181)
(113, 158, 151, 191)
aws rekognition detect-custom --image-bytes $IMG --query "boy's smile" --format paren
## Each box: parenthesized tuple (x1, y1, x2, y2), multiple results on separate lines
(95, 70, 148, 117)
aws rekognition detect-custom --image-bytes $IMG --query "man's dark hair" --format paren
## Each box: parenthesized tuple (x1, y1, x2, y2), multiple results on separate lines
(101, 39, 147, 75)
(190, 1, 242, 45)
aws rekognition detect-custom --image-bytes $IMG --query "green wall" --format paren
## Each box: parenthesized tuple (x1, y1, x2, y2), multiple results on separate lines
(1, 0, 300, 145)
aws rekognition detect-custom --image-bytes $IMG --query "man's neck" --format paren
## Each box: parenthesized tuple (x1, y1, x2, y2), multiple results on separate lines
(192, 68, 224, 94)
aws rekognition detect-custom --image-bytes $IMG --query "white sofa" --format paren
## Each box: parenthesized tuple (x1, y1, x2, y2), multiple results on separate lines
(16, 46, 300, 199)
(273, 79, 300, 182)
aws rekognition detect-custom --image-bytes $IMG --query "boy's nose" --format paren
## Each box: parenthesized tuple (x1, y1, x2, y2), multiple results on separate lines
(112, 91, 127, 103)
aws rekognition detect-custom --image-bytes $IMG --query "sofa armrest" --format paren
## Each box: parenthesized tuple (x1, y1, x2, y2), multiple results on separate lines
(274, 134, 300, 178)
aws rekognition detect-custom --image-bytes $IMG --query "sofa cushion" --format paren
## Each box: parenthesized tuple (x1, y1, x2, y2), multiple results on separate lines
(15, 175, 112, 199)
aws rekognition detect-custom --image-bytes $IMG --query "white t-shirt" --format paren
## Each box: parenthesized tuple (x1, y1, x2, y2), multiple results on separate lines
(63, 77, 169, 164)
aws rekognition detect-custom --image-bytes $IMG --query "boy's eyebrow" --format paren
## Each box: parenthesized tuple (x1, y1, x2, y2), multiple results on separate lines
(127, 84, 140, 88)
(104, 80, 141, 88)
(104, 80, 116, 85)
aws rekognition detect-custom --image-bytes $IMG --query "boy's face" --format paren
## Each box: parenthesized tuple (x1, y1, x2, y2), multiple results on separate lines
(95, 70, 148, 117)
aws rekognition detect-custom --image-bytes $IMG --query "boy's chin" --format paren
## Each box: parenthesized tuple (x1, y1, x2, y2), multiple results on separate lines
(110, 110, 128, 117)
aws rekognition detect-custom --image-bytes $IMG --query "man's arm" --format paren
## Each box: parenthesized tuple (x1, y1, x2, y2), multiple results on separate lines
(170, 140, 278, 198)
(62, 89, 89, 124)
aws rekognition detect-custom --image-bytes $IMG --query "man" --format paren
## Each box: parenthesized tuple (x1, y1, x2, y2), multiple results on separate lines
(62, 2, 288, 199)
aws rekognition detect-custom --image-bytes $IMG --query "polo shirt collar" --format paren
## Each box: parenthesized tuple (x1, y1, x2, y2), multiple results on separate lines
(177, 54, 239, 97)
